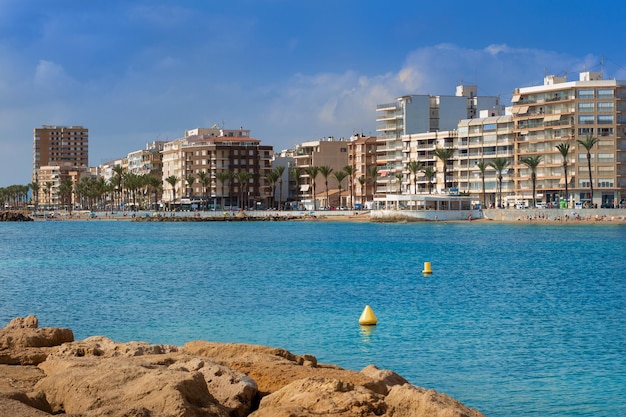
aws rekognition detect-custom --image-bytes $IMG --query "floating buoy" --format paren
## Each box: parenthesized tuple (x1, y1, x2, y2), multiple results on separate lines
(422, 261, 432, 274)
(359, 305, 378, 326)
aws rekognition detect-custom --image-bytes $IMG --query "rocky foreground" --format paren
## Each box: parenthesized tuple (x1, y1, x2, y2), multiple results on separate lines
(0, 316, 485, 417)
(0, 211, 33, 221)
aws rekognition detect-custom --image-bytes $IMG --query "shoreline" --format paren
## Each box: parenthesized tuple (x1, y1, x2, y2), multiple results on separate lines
(3, 208, 626, 225)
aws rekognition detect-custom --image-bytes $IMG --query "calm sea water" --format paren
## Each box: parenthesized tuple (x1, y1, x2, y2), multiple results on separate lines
(1, 220, 625, 416)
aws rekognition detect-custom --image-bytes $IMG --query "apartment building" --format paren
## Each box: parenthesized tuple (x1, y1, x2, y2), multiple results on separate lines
(293, 137, 349, 209)
(161, 127, 273, 209)
(375, 87, 502, 197)
(32, 125, 89, 208)
(511, 72, 626, 207)
(347, 134, 378, 206)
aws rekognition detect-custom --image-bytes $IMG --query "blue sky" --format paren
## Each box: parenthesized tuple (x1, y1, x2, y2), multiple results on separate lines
(2, 0, 626, 186)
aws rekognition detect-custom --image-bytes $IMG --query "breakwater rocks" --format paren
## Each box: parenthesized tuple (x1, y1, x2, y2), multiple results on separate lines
(1, 316, 485, 417)
(0, 211, 33, 221)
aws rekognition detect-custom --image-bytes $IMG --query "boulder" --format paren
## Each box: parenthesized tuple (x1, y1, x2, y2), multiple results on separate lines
(36, 337, 258, 417)
(250, 377, 387, 417)
(184, 341, 383, 396)
(0, 316, 74, 365)
(385, 383, 486, 417)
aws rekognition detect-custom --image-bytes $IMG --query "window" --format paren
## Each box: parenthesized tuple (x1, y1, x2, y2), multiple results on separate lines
(578, 102, 594, 112)
(598, 128, 613, 137)
(340, 147, 347, 152)
(578, 153, 593, 161)
(483, 123, 496, 132)
(597, 115, 614, 124)
(578, 127, 594, 136)
(597, 102, 614, 111)
(597, 89, 614, 99)
(598, 179, 613, 187)
(598, 153, 613, 162)
(578, 89, 594, 99)
(578, 115, 594, 124)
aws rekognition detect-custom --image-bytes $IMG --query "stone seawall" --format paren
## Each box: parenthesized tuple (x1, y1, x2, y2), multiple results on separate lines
(483, 208, 626, 222)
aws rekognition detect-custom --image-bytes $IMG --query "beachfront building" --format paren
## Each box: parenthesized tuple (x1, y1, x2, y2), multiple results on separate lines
(510, 72, 626, 208)
(32, 125, 89, 209)
(271, 149, 296, 209)
(375, 86, 502, 198)
(347, 133, 378, 207)
(161, 127, 273, 210)
(455, 114, 515, 207)
(293, 137, 349, 209)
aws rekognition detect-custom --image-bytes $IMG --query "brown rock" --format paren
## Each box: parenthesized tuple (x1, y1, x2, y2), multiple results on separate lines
(385, 383, 486, 417)
(250, 377, 387, 417)
(184, 341, 379, 396)
(6, 316, 39, 329)
(0, 316, 74, 365)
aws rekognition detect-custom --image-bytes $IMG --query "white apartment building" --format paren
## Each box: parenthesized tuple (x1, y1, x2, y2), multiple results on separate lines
(376, 86, 502, 197)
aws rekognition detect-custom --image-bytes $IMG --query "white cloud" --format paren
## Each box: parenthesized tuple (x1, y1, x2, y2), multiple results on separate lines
(33, 60, 75, 89)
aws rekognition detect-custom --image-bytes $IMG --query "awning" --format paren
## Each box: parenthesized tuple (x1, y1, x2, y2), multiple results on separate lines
(514, 105, 529, 114)
(511, 94, 521, 103)
(300, 185, 310, 192)
(544, 114, 561, 122)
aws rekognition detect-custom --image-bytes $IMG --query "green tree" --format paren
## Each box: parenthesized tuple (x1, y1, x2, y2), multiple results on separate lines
(394, 173, 403, 194)
(304, 166, 320, 210)
(432, 147, 455, 191)
(576, 135, 599, 206)
(235, 171, 253, 209)
(555, 142, 572, 202)
(44, 181, 53, 208)
(215, 171, 230, 210)
(289, 167, 301, 207)
(343, 165, 355, 208)
(488, 157, 510, 208)
(423, 167, 437, 194)
(266, 169, 279, 209)
(58, 177, 74, 213)
(367, 166, 378, 202)
(475, 161, 488, 208)
(165, 175, 179, 211)
(357, 176, 366, 205)
(520, 155, 542, 208)
(112, 165, 124, 210)
(197, 171, 211, 210)
(318, 165, 334, 209)
(332, 170, 348, 208)
(30, 180, 40, 211)
(407, 160, 423, 194)
(185, 174, 195, 199)
(274, 165, 286, 210)
(145, 174, 162, 211)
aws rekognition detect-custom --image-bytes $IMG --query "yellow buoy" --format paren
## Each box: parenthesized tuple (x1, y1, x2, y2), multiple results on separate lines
(359, 305, 378, 325)
(422, 261, 432, 274)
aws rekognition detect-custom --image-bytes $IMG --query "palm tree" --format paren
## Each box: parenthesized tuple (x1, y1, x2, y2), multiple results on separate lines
(407, 160, 423, 194)
(576, 135, 599, 206)
(265, 170, 279, 209)
(58, 177, 74, 213)
(555, 142, 572, 202)
(432, 147, 455, 191)
(44, 181, 53, 209)
(318, 165, 333, 209)
(165, 175, 179, 211)
(475, 161, 488, 209)
(197, 171, 211, 210)
(394, 173, 403, 194)
(332, 170, 348, 208)
(488, 157, 510, 208)
(124, 172, 142, 211)
(274, 165, 286, 210)
(145, 174, 162, 211)
(357, 176, 366, 205)
(185, 174, 195, 200)
(30, 180, 40, 211)
(111, 165, 124, 210)
(520, 155, 542, 208)
(289, 167, 301, 208)
(234, 171, 253, 209)
(215, 171, 230, 210)
(304, 166, 320, 210)
(343, 165, 355, 208)
(423, 167, 436, 194)
(367, 166, 378, 202)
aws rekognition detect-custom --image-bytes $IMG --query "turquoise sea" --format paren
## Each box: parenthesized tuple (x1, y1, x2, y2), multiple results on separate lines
(1, 220, 625, 416)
